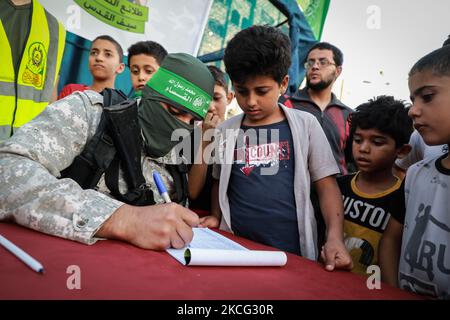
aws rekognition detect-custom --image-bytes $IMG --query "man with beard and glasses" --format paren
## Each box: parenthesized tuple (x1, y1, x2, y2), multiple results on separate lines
(0, 53, 215, 251)
(280, 42, 354, 175)
(280, 42, 354, 250)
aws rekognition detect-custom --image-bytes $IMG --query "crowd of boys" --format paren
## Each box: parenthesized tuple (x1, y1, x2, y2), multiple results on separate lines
(1, 2, 449, 300)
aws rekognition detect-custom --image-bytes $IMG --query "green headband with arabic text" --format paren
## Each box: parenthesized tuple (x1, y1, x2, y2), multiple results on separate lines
(146, 67, 212, 120)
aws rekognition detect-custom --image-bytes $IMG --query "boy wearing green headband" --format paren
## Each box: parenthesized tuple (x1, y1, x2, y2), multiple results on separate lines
(0, 53, 215, 251)
(200, 25, 352, 271)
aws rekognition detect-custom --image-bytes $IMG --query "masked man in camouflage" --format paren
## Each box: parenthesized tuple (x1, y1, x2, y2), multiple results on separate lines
(0, 53, 214, 250)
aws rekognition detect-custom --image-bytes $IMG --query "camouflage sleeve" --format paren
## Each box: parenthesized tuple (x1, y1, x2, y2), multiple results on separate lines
(0, 91, 123, 244)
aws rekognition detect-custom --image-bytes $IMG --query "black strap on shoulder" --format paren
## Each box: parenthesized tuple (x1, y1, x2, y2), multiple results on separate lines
(60, 89, 127, 190)
(104, 155, 155, 206)
(102, 88, 128, 108)
(165, 163, 189, 206)
(100, 98, 155, 206)
(61, 88, 188, 206)
(60, 114, 116, 189)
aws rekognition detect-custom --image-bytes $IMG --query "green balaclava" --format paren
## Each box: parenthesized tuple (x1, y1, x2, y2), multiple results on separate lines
(138, 53, 214, 159)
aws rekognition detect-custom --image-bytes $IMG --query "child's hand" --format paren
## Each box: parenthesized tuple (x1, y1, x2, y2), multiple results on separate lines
(320, 239, 353, 271)
(202, 112, 221, 132)
(198, 215, 219, 228)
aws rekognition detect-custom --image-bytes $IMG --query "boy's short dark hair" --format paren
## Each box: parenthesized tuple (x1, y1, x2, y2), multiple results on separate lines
(92, 35, 124, 63)
(207, 65, 229, 93)
(127, 41, 168, 68)
(223, 25, 291, 84)
(350, 95, 413, 148)
(307, 42, 343, 66)
(409, 45, 450, 78)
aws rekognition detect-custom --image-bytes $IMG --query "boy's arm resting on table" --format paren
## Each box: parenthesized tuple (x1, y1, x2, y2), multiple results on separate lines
(188, 114, 220, 199)
(198, 132, 222, 228)
(188, 162, 209, 200)
(188, 137, 211, 199)
(199, 179, 221, 228)
(315, 175, 353, 271)
(379, 217, 403, 287)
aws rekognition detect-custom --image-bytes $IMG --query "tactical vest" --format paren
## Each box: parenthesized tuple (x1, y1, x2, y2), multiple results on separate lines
(0, 0, 66, 140)
(61, 89, 189, 206)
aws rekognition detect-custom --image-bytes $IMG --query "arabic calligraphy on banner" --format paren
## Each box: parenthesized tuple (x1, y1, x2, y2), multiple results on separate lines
(74, 0, 149, 33)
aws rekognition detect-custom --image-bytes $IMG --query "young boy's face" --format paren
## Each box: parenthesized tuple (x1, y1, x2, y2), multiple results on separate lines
(352, 127, 400, 174)
(233, 74, 288, 126)
(89, 39, 124, 82)
(129, 54, 161, 92)
(208, 84, 233, 121)
(409, 70, 450, 146)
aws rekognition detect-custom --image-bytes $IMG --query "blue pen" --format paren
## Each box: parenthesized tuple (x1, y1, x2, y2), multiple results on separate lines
(153, 171, 172, 203)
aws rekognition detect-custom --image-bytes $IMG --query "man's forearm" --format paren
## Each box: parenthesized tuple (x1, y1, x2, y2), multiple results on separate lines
(95, 204, 131, 241)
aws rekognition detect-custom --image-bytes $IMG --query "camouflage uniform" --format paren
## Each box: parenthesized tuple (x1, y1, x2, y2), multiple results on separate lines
(0, 91, 177, 244)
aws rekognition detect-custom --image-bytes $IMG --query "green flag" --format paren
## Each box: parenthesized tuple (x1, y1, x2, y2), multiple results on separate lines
(297, 0, 330, 40)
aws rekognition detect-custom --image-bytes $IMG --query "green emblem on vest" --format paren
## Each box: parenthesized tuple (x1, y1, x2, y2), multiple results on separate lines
(23, 42, 46, 88)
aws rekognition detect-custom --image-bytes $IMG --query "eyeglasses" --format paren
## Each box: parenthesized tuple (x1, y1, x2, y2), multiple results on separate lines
(304, 58, 336, 69)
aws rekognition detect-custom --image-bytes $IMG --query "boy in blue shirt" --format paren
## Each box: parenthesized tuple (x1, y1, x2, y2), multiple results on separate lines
(200, 25, 352, 270)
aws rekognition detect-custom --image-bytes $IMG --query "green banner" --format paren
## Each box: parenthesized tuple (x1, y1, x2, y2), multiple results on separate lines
(75, 0, 149, 34)
(297, 0, 330, 40)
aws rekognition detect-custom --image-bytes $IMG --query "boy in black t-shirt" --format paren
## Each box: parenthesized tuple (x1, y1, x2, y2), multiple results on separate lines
(337, 96, 412, 281)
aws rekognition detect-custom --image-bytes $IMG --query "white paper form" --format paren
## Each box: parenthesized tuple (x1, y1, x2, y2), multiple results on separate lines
(166, 228, 287, 266)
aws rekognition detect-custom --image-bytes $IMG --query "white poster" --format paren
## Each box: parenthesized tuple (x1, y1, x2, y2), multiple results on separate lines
(40, 0, 213, 55)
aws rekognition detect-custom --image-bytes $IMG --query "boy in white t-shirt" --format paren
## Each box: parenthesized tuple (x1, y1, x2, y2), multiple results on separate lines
(386, 45, 450, 299)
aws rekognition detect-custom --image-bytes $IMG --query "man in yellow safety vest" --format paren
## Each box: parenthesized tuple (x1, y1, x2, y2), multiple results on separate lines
(0, 0, 66, 141)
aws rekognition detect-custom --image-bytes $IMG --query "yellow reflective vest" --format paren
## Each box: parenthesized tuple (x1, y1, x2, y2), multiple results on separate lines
(0, 0, 66, 140)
